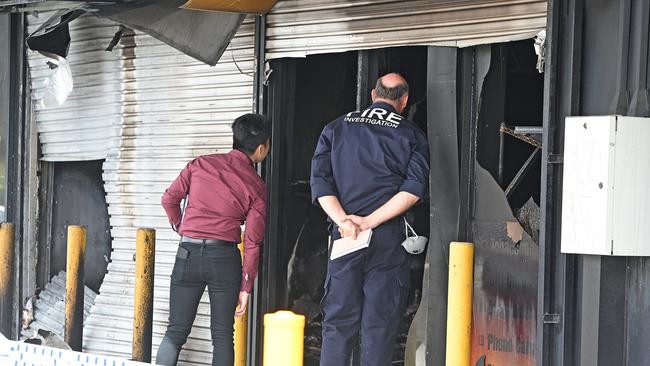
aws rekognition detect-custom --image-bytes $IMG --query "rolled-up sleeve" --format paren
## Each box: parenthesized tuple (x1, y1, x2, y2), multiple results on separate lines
(399, 132, 430, 200)
(241, 184, 267, 293)
(310, 126, 338, 203)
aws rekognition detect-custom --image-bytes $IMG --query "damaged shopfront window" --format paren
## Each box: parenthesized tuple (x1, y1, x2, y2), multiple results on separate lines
(466, 39, 543, 366)
(263, 39, 543, 366)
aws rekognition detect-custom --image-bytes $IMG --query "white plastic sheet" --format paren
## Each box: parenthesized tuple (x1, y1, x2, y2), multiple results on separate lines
(39, 55, 73, 109)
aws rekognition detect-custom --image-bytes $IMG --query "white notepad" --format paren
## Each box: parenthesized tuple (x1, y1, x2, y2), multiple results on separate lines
(330, 229, 373, 260)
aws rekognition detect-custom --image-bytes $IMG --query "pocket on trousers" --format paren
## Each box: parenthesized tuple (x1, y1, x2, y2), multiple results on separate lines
(171, 246, 189, 281)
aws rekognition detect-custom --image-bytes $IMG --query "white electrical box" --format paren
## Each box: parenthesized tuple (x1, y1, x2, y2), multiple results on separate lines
(561, 115, 650, 256)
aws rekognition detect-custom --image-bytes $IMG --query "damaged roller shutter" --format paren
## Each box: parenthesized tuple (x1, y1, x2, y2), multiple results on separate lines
(27, 12, 255, 365)
(266, 0, 547, 59)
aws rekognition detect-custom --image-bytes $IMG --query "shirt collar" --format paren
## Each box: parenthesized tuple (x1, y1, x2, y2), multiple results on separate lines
(369, 101, 399, 114)
(229, 149, 254, 166)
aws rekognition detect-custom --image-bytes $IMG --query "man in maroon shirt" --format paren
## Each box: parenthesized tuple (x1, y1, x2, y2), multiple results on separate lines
(156, 114, 270, 366)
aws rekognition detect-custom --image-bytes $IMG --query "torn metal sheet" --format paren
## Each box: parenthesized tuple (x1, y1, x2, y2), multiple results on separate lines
(471, 164, 538, 366)
(181, 0, 278, 14)
(24, 329, 72, 350)
(26, 1, 245, 65)
(21, 271, 97, 340)
(85, 0, 245, 66)
(474, 165, 515, 222)
(25, 8, 84, 58)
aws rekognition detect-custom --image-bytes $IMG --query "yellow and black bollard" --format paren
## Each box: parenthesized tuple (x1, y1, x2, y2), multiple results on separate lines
(65, 225, 86, 351)
(0, 223, 15, 338)
(263, 310, 305, 366)
(445, 242, 474, 366)
(133, 228, 156, 362)
(234, 242, 247, 366)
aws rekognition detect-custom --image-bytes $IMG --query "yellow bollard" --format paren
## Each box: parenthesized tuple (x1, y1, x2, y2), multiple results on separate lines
(445, 242, 474, 366)
(234, 242, 247, 366)
(0, 223, 15, 338)
(65, 225, 86, 351)
(133, 228, 156, 363)
(263, 310, 305, 366)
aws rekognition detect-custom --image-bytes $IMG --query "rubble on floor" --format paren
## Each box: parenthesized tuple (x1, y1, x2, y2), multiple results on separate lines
(21, 271, 97, 342)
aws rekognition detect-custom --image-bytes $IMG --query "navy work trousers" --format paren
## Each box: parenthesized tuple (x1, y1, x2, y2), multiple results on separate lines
(320, 221, 410, 366)
(156, 242, 241, 366)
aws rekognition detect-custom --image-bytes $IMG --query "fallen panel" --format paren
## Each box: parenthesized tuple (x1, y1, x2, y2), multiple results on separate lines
(21, 271, 97, 340)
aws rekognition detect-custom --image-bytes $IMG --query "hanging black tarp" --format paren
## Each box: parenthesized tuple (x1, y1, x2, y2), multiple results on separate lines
(26, 9, 84, 58)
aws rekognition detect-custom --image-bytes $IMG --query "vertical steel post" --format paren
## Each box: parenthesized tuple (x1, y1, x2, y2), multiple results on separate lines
(498, 122, 506, 186)
(65, 225, 86, 351)
(234, 242, 247, 366)
(0, 223, 15, 338)
(263, 311, 305, 366)
(445, 242, 474, 366)
(133, 228, 156, 363)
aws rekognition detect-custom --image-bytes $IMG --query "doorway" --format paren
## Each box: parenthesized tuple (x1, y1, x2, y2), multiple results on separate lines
(264, 47, 430, 365)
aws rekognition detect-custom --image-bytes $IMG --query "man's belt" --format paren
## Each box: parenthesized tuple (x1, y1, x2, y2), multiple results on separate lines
(180, 236, 237, 246)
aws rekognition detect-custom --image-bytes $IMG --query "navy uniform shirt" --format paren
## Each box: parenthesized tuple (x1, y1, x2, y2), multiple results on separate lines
(310, 102, 430, 217)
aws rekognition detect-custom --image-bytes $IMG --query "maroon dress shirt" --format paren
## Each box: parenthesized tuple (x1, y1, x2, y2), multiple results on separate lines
(161, 149, 267, 293)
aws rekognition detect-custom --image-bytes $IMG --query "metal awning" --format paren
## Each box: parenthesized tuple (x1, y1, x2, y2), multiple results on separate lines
(16, 0, 271, 65)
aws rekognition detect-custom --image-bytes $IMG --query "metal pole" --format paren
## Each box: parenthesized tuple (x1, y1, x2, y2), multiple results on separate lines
(498, 122, 506, 186)
(505, 147, 542, 198)
(65, 225, 86, 351)
(445, 242, 474, 366)
(234, 242, 247, 366)
(0, 223, 15, 338)
(263, 311, 305, 366)
(133, 228, 155, 363)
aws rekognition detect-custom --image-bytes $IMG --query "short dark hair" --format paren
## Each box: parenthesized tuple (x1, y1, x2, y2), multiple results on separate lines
(375, 75, 409, 100)
(232, 114, 271, 154)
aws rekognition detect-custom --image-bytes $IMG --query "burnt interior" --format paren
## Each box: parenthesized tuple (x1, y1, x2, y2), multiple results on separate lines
(477, 40, 544, 209)
(267, 40, 542, 365)
(267, 47, 430, 365)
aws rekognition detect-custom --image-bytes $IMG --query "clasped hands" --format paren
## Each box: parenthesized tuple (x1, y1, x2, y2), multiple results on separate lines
(338, 215, 373, 239)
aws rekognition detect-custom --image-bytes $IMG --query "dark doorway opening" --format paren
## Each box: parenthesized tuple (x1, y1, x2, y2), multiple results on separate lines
(265, 46, 430, 365)
(476, 40, 544, 210)
(41, 160, 111, 293)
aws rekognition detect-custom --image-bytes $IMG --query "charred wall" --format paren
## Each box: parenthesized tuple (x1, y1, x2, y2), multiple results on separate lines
(45, 161, 111, 293)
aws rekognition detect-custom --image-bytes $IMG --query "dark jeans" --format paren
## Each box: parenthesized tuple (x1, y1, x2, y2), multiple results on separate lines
(156, 242, 241, 366)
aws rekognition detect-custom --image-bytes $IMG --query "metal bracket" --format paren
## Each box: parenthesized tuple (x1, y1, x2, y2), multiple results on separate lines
(499, 125, 543, 148)
(543, 313, 560, 324)
(548, 154, 563, 164)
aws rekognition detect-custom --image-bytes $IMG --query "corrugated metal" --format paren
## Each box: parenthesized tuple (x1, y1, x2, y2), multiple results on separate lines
(83, 19, 255, 366)
(28, 14, 255, 365)
(27, 14, 123, 162)
(266, 0, 547, 59)
(22, 271, 97, 339)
